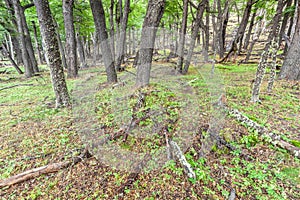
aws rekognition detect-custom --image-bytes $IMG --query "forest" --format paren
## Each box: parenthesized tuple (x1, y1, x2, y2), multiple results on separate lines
(0, 0, 299, 199)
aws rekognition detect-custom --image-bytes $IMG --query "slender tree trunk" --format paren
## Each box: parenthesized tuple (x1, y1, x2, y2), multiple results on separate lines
(109, 0, 115, 61)
(278, 0, 293, 47)
(34, 0, 71, 108)
(31, 21, 43, 65)
(279, 0, 300, 80)
(203, 1, 210, 61)
(12, 0, 34, 78)
(267, 41, 278, 92)
(10, 33, 22, 65)
(20, 5, 39, 73)
(220, 0, 254, 62)
(1, 43, 23, 74)
(211, 0, 217, 52)
(115, 0, 130, 71)
(76, 33, 87, 68)
(90, 0, 117, 83)
(251, 0, 284, 102)
(243, 9, 256, 50)
(217, 0, 229, 58)
(176, 0, 188, 73)
(183, 0, 207, 74)
(63, 0, 78, 78)
(245, 9, 265, 62)
(284, 0, 296, 55)
(54, 19, 68, 70)
(136, 0, 166, 87)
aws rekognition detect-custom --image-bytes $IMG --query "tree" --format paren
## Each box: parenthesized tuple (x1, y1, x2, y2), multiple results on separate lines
(2, 0, 23, 65)
(176, 0, 188, 73)
(63, 0, 78, 78)
(115, 0, 130, 71)
(12, 0, 35, 77)
(279, 0, 300, 80)
(89, 0, 117, 83)
(34, 0, 71, 108)
(251, 0, 284, 102)
(135, 0, 166, 87)
(182, 0, 207, 74)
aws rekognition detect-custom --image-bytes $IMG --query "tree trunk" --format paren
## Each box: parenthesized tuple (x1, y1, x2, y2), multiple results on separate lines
(76, 33, 87, 68)
(279, 0, 300, 80)
(90, 0, 117, 83)
(1, 43, 23, 74)
(245, 9, 265, 62)
(251, 0, 284, 102)
(63, 0, 78, 78)
(31, 21, 43, 65)
(183, 0, 207, 74)
(34, 0, 71, 108)
(278, 0, 293, 48)
(217, 0, 229, 58)
(176, 0, 188, 73)
(115, 0, 130, 71)
(54, 19, 68, 70)
(284, 0, 296, 55)
(243, 9, 256, 50)
(135, 0, 166, 87)
(4, 0, 23, 65)
(203, 1, 210, 61)
(20, 5, 39, 73)
(109, 0, 115, 61)
(12, 0, 34, 78)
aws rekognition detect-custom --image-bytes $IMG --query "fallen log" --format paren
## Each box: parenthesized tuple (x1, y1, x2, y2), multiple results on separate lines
(227, 107, 300, 158)
(0, 84, 34, 91)
(0, 148, 91, 189)
(169, 140, 196, 179)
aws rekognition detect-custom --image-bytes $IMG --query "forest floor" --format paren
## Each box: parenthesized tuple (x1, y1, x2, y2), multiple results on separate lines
(0, 57, 299, 199)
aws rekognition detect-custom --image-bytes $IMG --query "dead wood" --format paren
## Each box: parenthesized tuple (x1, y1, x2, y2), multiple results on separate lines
(0, 148, 91, 189)
(227, 107, 300, 158)
(0, 84, 35, 91)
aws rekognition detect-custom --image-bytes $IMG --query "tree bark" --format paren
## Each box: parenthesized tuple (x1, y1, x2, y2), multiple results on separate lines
(12, 0, 34, 78)
(54, 19, 68, 70)
(63, 0, 78, 78)
(109, 0, 115, 62)
(76, 33, 87, 68)
(183, 0, 207, 74)
(34, 0, 71, 108)
(279, 0, 300, 80)
(90, 0, 117, 83)
(136, 0, 166, 87)
(20, 4, 39, 73)
(243, 9, 256, 50)
(176, 0, 189, 73)
(245, 9, 265, 62)
(278, 0, 293, 48)
(1, 43, 23, 74)
(31, 21, 43, 65)
(251, 0, 284, 102)
(4, 0, 23, 65)
(115, 0, 130, 71)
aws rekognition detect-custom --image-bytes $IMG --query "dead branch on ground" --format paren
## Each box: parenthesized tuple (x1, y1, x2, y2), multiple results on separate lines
(0, 148, 91, 189)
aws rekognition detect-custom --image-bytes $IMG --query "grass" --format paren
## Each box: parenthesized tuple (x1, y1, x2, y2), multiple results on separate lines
(0, 61, 299, 199)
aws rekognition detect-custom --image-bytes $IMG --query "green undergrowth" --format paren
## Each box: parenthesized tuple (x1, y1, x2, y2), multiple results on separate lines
(0, 63, 299, 199)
